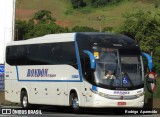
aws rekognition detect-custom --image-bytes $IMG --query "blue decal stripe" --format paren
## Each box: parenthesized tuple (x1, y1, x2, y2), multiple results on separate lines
(92, 85, 98, 91)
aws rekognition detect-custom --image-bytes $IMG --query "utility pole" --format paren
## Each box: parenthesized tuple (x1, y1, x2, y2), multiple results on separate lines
(88, 16, 105, 32)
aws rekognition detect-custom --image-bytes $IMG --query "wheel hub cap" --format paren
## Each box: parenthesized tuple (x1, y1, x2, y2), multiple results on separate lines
(72, 97, 79, 109)
(23, 96, 27, 107)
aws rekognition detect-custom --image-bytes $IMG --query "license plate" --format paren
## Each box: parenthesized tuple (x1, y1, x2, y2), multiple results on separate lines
(117, 102, 126, 106)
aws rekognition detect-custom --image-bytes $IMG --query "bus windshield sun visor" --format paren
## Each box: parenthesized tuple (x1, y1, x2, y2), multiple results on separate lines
(142, 52, 153, 71)
(83, 50, 96, 69)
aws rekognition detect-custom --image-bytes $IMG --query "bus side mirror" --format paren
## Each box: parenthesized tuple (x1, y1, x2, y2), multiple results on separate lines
(142, 52, 157, 93)
(83, 50, 96, 69)
(141, 52, 153, 71)
(146, 72, 156, 93)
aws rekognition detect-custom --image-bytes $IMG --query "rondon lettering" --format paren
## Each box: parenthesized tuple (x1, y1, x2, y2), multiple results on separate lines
(26, 69, 56, 77)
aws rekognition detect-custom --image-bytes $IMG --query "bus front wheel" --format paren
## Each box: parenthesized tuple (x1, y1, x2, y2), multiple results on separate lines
(70, 93, 81, 113)
(20, 90, 31, 109)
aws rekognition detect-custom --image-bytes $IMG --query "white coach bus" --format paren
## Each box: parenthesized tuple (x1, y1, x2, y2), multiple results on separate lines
(5, 32, 153, 112)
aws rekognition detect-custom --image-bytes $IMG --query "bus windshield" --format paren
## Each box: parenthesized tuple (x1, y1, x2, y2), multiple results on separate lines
(94, 47, 143, 89)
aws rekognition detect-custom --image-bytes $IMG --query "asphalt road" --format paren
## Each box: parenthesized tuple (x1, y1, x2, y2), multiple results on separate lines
(0, 106, 159, 117)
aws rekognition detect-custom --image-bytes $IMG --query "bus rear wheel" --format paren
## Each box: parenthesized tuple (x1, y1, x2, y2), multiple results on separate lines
(70, 93, 81, 113)
(20, 90, 31, 109)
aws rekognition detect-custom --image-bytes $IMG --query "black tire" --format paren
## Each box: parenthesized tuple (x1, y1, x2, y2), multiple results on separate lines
(70, 93, 81, 113)
(20, 90, 31, 109)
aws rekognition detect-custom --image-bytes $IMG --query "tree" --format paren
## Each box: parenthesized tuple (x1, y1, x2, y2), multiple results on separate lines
(31, 10, 56, 23)
(15, 10, 69, 40)
(15, 20, 28, 40)
(25, 23, 69, 39)
(119, 10, 160, 72)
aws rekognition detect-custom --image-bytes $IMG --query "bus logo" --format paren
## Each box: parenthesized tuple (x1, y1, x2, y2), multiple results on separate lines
(114, 91, 129, 95)
(26, 69, 56, 77)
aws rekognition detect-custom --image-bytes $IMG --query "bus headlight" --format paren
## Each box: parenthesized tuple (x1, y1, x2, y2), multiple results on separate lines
(99, 92, 106, 97)
(136, 92, 144, 98)
(90, 88, 109, 98)
(91, 88, 98, 94)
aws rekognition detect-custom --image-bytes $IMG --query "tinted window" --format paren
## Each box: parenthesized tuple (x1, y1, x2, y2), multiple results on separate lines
(6, 42, 78, 69)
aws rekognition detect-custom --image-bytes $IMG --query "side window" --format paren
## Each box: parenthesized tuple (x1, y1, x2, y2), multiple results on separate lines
(6, 46, 18, 65)
(59, 43, 78, 69)
(16, 46, 26, 65)
(6, 47, 10, 65)
(51, 44, 63, 64)
(6, 47, 10, 55)
(27, 44, 41, 65)
(6, 42, 78, 69)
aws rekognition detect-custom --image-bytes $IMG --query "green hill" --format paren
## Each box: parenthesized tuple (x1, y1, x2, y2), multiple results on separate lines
(16, 0, 160, 30)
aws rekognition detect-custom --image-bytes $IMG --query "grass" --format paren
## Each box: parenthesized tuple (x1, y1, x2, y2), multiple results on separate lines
(154, 77, 160, 98)
(16, 0, 160, 30)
